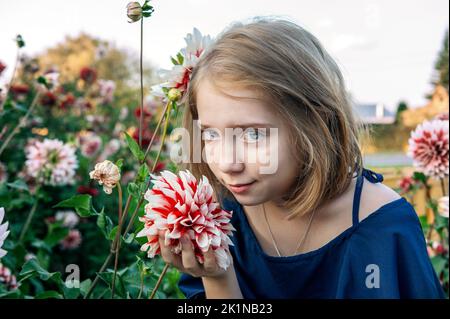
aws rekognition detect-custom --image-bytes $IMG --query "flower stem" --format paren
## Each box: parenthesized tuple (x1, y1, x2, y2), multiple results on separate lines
(440, 177, 447, 197)
(0, 91, 41, 157)
(84, 102, 173, 298)
(142, 100, 170, 164)
(111, 183, 123, 299)
(139, 18, 144, 148)
(18, 195, 39, 244)
(149, 263, 170, 299)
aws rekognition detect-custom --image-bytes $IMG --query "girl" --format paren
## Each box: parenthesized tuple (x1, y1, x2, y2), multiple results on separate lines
(156, 17, 446, 299)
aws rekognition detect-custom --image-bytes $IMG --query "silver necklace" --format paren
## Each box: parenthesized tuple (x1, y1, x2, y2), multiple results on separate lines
(262, 203, 317, 257)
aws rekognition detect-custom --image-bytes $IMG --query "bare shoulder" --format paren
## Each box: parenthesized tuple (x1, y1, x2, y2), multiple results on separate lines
(358, 178, 402, 222)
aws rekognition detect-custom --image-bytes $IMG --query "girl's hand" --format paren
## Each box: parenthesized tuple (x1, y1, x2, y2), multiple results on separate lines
(158, 230, 232, 278)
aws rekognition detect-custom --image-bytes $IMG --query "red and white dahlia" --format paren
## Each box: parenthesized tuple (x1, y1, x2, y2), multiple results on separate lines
(25, 138, 78, 186)
(407, 119, 449, 179)
(151, 28, 213, 102)
(137, 170, 235, 270)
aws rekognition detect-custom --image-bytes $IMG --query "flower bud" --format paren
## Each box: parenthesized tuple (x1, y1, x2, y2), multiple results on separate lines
(127, 2, 143, 23)
(167, 88, 181, 102)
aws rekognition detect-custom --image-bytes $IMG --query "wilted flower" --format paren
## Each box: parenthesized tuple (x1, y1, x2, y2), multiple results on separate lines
(0, 207, 10, 259)
(0, 162, 7, 184)
(137, 170, 235, 270)
(89, 160, 121, 194)
(407, 119, 449, 179)
(98, 79, 116, 104)
(80, 67, 97, 84)
(77, 131, 102, 158)
(60, 229, 82, 250)
(151, 28, 213, 103)
(0, 263, 17, 290)
(25, 138, 78, 186)
(55, 210, 80, 229)
(438, 196, 449, 218)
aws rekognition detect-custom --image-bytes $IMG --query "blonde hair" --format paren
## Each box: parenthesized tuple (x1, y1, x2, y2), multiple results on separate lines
(181, 17, 369, 219)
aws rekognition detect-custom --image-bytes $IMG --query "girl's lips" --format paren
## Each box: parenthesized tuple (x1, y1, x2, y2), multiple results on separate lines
(228, 181, 256, 194)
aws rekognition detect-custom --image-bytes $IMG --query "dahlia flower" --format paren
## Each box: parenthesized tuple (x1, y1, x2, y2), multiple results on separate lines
(0, 263, 17, 290)
(0, 207, 9, 258)
(89, 160, 121, 194)
(60, 229, 82, 250)
(151, 28, 213, 103)
(55, 210, 80, 229)
(137, 170, 235, 270)
(25, 138, 78, 186)
(407, 119, 449, 179)
(77, 131, 102, 158)
(98, 79, 116, 104)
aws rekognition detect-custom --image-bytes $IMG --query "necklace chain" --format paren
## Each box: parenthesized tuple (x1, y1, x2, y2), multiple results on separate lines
(262, 203, 316, 257)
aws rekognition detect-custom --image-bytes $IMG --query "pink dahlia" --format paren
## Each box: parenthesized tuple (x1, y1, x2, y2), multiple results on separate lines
(137, 170, 235, 270)
(24, 138, 78, 186)
(0, 263, 17, 290)
(77, 131, 102, 158)
(60, 229, 82, 250)
(407, 119, 449, 179)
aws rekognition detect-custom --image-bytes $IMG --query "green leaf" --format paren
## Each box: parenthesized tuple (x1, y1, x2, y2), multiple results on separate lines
(6, 179, 29, 192)
(412, 172, 427, 184)
(170, 56, 179, 65)
(108, 226, 119, 241)
(16, 34, 25, 48)
(115, 158, 124, 171)
(80, 279, 92, 297)
(98, 271, 126, 298)
(43, 226, 69, 248)
(124, 233, 135, 244)
(176, 52, 184, 65)
(35, 290, 63, 299)
(137, 164, 149, 183)
(96, 208, 113, 239)
(19, 259, 63, 289)
(53, 194, 92, 217)
(124, 131, 144, 162)
(431, 255, 447, 275)
(127, 182, 141, 197)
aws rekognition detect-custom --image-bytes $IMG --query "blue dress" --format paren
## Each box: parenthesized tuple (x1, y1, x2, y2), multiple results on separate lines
(178, 168, 446, 299)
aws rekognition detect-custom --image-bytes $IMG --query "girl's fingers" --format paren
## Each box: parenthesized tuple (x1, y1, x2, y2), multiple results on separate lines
(203, 247, 218, 273)
(180, 235, 201, 275)
(158, 230, 183, 268)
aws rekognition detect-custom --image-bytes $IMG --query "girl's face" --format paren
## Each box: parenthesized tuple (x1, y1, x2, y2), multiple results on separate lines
(195, 79, 299, 207)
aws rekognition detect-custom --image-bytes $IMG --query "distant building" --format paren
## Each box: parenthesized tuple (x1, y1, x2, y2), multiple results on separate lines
(352, 102, 396, 124)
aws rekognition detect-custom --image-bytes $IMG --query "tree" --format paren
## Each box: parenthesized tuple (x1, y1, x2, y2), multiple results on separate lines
(432, 30, 449, 92)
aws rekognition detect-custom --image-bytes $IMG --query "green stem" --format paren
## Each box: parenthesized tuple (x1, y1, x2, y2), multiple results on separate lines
(18, 195, 39, 244)
(139, 17, 144, 148)
(440, 177, 447, 197)
(84, 102, 173, 298)
(142, 100, 170, 164)
(149, 263, 169, 299)
(111, 183, 123, 299)
(0, 91, 41, 157)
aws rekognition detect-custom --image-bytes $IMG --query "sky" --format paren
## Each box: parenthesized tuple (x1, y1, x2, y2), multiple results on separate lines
(0, 0, 448, 111)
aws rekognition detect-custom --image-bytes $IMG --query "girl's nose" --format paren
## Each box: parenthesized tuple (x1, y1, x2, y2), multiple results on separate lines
(217, 140, 245, 174)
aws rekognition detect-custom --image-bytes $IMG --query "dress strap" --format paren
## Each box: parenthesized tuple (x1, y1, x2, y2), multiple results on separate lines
(351, 168, 384, 226)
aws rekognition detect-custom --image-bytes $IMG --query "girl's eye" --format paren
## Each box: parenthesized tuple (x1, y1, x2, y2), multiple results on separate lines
(243, 128, 265, 143)
(202, 129, 220, 141)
